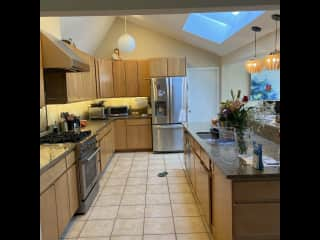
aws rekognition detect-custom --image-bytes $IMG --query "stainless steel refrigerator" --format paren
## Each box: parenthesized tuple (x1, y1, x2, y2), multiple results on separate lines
(151, 77, 187, 152)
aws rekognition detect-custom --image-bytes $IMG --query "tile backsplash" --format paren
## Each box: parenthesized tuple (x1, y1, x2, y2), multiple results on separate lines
(44, 97, 149, 127)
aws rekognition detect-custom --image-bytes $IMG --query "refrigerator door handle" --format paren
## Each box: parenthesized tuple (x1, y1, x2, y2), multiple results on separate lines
(166, 77, 171, 123)
(169, 77, 173, 123)
(153, 124, 183, 129)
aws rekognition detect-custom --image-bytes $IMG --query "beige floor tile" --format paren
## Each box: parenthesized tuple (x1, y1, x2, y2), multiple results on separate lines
(174, 217, 206, 234)
(149, 159, 164, 164)
(131, 166, 148, 171)
(80, 220, 114, 237)
(168, 183, 191, 193)
(117, 205, 145, 218)
(89, 206, 119, 220)
(112, 168, 131, 173)
(118, 153, 135, 157)
(144, 204, 172, 217)
(132, 162, 148, 167)
(111, 236, 142, 240)
(78, 238, 108, 240)
(133, 157, 149, 162)
(166, 164, 183, 170)
(124, 185, 146, 194)
(148, 165, 166, 170)
(73, 208, 93, 221)
(63, 219, 86, 238)
(127, 177, 147, 185)
(100, 186, 125, 195)
(144, 217, 174, 234)
(147, 177, 168, 185)
(106, 178, 127, 186)
(146, 194, 170, 205)
(166, 169, 186, 177)
(143, 235, 175, 240)
(129, 171, 148, 178)
(110, 171, 130, 178)
(170, 193, 195, 204)
(176, 233, 210, 240)
(167, 177, 187, 184)
(121, 194, 146, 205)
(147, 170, 163, 178)
(146, 184, 168, 194)
(134, 152, 149, 157)
(171, 204, 200, 217)
(112, 219, 144, 235)
(95, 195, 122, 206)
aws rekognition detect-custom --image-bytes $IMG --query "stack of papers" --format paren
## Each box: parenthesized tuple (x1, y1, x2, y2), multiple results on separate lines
(239, 155, 280, 167)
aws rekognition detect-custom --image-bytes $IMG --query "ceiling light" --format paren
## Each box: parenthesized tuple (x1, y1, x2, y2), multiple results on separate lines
(245, 26, 263, 73)
(264, 14, 280, 71)
(232, 11, 240, 15)
(117, 16, 136, 53)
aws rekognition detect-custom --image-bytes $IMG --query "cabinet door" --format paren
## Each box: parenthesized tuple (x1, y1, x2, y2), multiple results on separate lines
(40, 185, 59, 240)
(114, 119, 127, 150)
(138, 60, 150, 97)
(88, 56, 97, 99)
(125, 60, 138, 97)
(167, 57, 186, 76)
(100, 129, 114, 171)
(67, 164, 79, 216)
(40, 37, 45, 107)
(97, 58, 114, 98)
(113, 61, 126, 97)
(66, 72, 82, 102)
(54, 172, 71, 236)
(149, 58, 168, 77)
(190, 150, 196, 192)
(126, 119, 152, 150)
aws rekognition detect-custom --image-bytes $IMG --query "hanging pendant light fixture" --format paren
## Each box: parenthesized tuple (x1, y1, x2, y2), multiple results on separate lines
(264, 14, 280, 71)
(118, 16, 136, 53)
(245, 26, 263, 74)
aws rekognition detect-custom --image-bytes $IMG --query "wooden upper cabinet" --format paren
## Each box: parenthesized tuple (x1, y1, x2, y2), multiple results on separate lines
(40, 37, 45, 107)
(149, 58, 168, 77)
(96, 58, 114, 98)
(125, 60, 139, 97)
(88, 56, 97, 99)
(167, 57, 186, 76)
(113, 61, 126, 97)
(138, 60, 151, 97)
(40, 185, 59, 240)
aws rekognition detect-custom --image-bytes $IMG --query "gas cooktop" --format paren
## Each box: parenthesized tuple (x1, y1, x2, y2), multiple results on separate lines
(40, 130, 92, 144)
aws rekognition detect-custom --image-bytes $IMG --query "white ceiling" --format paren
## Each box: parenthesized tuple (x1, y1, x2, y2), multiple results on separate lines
(124, 10, 280, 56)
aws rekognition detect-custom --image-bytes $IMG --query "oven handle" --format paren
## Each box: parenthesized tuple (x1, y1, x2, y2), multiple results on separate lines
(87, 147, 101, 161)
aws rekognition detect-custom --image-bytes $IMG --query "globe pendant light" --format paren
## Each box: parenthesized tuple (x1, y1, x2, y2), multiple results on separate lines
(245, 26, 263, 73)
(118, 16, 136, 52)
(264, 14, 280, 71)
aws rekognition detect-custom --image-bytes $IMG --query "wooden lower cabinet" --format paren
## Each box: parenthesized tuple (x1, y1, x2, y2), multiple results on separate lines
(67, 164, 79, 216)
(99, 128, 114, 172)
(114, 119, 127, 151)
(190, 150, 197, 192)
(54, 172, 71, 236)
(40, 186, 59, 240)
(126, 119, 152, 150)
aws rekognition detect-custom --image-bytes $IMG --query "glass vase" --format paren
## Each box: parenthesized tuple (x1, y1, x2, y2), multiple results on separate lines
(234, 127, 254, 156)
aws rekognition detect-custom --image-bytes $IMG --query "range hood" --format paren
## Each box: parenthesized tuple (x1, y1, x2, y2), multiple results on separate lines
(40, 30, 89, 72)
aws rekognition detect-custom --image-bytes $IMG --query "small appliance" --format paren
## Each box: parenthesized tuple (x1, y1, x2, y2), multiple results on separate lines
(106, 106, 129, 117)
(88, 106, 107, 120)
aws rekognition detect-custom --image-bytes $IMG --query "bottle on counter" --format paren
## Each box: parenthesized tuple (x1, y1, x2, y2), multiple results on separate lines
(252, 142, 264, 170)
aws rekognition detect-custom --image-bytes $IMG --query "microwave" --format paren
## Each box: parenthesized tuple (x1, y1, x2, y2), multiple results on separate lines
(106, 106, 129, 116)
(88, 106, 107, 120)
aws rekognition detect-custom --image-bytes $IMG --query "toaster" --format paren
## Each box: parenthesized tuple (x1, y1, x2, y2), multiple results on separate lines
(88, 106, 107, 120)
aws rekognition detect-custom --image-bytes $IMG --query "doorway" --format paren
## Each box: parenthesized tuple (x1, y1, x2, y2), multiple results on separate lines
(187, 67, 219, 122)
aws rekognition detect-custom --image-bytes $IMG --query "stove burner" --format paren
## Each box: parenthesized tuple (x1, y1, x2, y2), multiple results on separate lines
(40, 130, 92, 144)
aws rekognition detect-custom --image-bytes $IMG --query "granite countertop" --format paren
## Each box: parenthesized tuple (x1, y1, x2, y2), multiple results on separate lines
(183, 122, 280, 180)
(40, 114, 152, 173)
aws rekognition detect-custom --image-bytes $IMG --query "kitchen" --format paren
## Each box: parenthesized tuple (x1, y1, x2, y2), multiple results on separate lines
(40, 3, 280, 240)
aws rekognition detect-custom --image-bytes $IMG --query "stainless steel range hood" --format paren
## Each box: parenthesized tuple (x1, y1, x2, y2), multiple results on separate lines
(40, 30, 89, 72)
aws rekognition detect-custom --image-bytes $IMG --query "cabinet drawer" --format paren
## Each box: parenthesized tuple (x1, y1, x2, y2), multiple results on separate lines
(96, 122, 113, 141)
(126, 118, 151, 126)
(233, 203, 280, 239)
(66, 151, 75, 168)
(40, 158, 66, 194)
(233, 181, 280, 203)
(200, 148, 211, 170)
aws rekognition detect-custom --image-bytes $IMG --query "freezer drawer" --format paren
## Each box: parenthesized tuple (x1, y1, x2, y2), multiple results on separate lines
(153, 124, 184, 152)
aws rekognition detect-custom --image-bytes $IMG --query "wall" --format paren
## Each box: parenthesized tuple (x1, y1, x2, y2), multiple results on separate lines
(60, 16, 115, 55)
(40, 17, 61, 38)
(220, 30, 280, 101)
(95, 18, 220, 67)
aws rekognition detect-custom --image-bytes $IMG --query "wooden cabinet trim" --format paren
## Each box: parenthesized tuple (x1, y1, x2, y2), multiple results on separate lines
(126, 118, 151, 126)
(66, 151, 76, 168)
(40, 158, 66, 194)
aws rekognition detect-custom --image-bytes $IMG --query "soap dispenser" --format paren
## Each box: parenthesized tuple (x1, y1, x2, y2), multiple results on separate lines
(252, 142, 264, 170)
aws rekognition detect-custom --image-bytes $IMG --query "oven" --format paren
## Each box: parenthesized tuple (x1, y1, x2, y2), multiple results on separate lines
(77, 136, 100, 213)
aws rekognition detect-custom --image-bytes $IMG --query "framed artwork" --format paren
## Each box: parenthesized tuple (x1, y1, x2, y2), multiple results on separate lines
(250, 70, 280, 101)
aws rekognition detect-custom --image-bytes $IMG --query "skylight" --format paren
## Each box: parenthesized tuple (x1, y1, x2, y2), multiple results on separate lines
(183, 11, 265, 44)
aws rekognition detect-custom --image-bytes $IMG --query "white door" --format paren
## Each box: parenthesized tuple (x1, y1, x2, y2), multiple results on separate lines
(187, 67, 219, 122)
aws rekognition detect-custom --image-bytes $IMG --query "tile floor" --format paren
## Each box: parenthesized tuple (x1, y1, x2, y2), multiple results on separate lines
(62, 152, 212, 240)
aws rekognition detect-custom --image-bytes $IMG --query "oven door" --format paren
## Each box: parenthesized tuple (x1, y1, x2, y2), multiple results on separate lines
(79, 147, 100, 200)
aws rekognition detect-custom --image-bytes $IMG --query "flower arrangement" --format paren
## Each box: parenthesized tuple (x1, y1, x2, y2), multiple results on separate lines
(218, 89, 253, 154)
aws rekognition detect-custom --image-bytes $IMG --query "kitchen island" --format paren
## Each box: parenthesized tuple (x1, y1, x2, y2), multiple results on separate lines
(183, 122, 280, 240)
